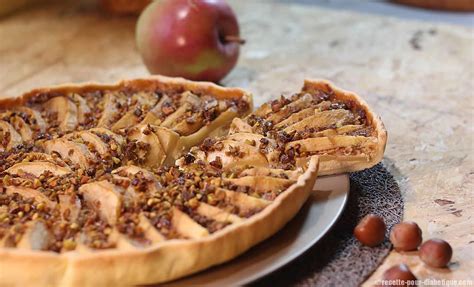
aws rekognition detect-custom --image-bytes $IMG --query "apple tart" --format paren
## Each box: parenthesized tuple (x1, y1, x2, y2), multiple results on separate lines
(0, 77, 384, 286)
(0, 76, 321, 286)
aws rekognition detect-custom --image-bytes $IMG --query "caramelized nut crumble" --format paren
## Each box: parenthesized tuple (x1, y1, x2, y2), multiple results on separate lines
(0, 84, 262, 252)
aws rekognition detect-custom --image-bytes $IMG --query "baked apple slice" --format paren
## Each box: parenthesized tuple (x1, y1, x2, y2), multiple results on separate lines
(16, 220, 53, 251)
(4, 186, 57, 210)
(43, 96, 79, 132)
(14, 106, 47, 134)
(69, 93, 92, 125)
(58, 193, 82, 222)
(126, 124, 167, 168)
(96, 92, 128, 128)
(9, 115, 33, 141)
(43, 138, 98, 169)
(89, 127, 126, 153)
(0, 120, 23, 151)
(79, 181, 124, 225)
(0, 111, 35, 142)
(0, 152, 68, 173)
(5, 161, 72, 177)
(111, 91, 159, 131)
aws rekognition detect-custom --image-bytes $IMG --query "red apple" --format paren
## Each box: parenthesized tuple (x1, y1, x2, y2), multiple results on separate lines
(136, 0, 243, 83)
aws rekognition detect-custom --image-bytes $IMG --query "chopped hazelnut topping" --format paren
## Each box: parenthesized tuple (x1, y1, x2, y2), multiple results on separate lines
(183, 153, 196, 165)
(200, 138, 216, 152)
(161, 102, 175, 115)
(209, 157, 223, 169)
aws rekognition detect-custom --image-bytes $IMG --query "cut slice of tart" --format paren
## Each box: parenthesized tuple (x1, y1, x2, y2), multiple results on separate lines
(229, 79, 387, 175)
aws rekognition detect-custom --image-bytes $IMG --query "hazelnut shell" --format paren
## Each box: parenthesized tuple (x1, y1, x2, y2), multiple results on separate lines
(382, 264, 417, 286)
(419, 238, 453, 268)
(354, 214, 386, 247)
(390, 221, 423, 251)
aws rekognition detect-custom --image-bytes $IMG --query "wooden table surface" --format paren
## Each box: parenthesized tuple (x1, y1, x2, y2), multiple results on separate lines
(0, 0, 472, 284)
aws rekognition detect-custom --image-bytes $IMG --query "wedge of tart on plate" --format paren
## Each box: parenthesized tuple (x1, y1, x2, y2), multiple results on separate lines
(227, 79, 387, 175)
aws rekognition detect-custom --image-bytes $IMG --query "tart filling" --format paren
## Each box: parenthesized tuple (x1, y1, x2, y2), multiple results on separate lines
(0, 140, 314, 252)
(0, 77, 254, 254)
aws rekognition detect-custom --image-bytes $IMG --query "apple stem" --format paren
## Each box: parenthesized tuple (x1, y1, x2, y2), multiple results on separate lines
(224, 36, 246, 45)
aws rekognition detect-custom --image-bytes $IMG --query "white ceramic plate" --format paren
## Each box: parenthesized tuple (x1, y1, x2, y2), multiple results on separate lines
(169, 174, 350, 286)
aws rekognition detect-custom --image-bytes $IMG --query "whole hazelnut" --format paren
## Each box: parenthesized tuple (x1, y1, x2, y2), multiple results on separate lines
(354, 214, 386, 247)
(390, 221, 422, 251)
(419, 238, 453, 268)
(382, 264, 417, 286)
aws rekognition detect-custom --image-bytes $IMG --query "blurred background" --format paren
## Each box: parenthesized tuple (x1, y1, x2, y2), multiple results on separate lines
(1, 0, 472, 101)
(1, 0, 473, 23)
(1, 0, 473, 95)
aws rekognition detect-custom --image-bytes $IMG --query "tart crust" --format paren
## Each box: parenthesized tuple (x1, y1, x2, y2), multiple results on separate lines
(0, 75, 252, 107)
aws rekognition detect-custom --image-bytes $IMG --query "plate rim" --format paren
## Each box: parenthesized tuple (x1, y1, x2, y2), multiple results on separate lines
(241, 174, 351, 285)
